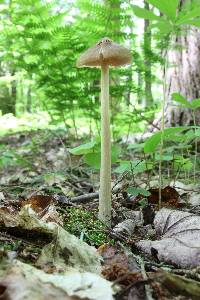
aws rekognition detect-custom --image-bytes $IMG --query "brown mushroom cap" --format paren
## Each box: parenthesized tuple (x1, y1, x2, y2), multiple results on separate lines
(76, 37, 132, 68)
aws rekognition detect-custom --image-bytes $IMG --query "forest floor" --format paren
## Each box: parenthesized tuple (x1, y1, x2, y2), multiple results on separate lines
(0, 129, 200, 300)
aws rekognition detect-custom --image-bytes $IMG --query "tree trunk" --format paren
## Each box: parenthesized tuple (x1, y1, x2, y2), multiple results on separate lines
(144, 0, 153, 107)
(137, 72, 143, 105)
(26, 85, 32, 113)
(164, 27, 200, 126)
(0, 75, 16, 115)
(0, 0, 16, 115)
(0, 87, 15, 115)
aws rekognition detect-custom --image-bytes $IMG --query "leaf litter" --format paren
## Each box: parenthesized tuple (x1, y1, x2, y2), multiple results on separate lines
(0, 205, 114, 300)
(1, 130, 200, 299)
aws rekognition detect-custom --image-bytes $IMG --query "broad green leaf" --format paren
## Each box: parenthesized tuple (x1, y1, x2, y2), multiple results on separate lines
(84, 152, 100, 169)
(146, 0, 179, 21)
(144, 127, 188, 153)
(184, 129, 196, 141)
(190, 98, 200, 109)
(176, 7, 200, 25)
(172, 93, 191, 108)
(127, 187, 151, 197)
(83, 145, 120, 169)
(69, 140, 97, 155)
(138, 199, 148, 206)
(195, 128, 200, 137)
(152, 19, 174, 35)
(114, 160, 149, 174)
(132, 5, 160, 20)
(144, 131, 161, 153)
(174, 157, 193, 171)
(111, 145, 121, 163)
(155, 154, 173, 161)
(184, 19, 200, 27)
(133, 161, 151, 173)
(128, 143, 144, 150)
(166, 134, 185, 143)
(114, 161, 131, 173)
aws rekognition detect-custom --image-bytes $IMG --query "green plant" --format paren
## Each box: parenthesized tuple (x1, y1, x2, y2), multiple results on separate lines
(0, 149, 31, 169)
(132, 0, 200, 207)
(133, 0, 200, 37)
(69, 138, 121, 169)
(172, 93, 200, 182)
(63, 207, 112, 246)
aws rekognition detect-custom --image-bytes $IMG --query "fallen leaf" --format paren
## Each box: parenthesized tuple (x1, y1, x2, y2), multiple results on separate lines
(113, 219, 136, 237)
(129, 186, 181, 209)
(20, 195, 62, 224)
(20, 195, 53, 213)
(137, 208, 200, 268)
(0, 259, 114, 300)
(0, 205, 101, 273)
(148, 186, 180, 207)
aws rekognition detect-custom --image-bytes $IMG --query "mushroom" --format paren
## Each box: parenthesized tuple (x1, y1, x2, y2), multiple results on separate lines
(77, 37, 132, 226)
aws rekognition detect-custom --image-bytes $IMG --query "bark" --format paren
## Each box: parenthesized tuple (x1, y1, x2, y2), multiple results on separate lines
(137, 71, 143, 105)
(164, 27, 200, 126)
(0, 0, 16, 115)
(0, 73, 16, 115)
(26, 86, 32, 113)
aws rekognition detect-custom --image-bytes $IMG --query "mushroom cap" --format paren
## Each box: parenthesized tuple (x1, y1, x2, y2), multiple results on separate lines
(76, 37, 132, 68)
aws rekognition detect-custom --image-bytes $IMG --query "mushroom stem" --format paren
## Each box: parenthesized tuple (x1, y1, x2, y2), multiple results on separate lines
(99, 64, 111, 226)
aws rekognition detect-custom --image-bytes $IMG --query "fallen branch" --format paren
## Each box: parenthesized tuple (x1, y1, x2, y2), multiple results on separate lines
(57, 185, 124, 205)
(70, 192, 99, 203)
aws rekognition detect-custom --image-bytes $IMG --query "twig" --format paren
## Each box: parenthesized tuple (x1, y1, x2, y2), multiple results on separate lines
(172, 267, 200, 281)
(64, 186, 125, 204)
(69, 192, 99, 203)
(137, 256, 154, 300)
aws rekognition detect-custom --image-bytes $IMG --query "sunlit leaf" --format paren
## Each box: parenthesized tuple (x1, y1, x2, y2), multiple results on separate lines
(127, 187, 151, 197)
(144, 127, 189, 153)
(146, 0, 179, 21)
(190, 98, 200, 109)
(84, 152, 100, 169)
(132, 5, 160, 20)
(114, 160, 149, 174)
(172, 93, 191, 108)
(176, 7, 200, 25)
(69, 141, 97, 155)
(127, 143, 144, 150)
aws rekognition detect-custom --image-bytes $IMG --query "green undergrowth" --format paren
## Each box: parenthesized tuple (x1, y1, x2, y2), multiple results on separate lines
(61, 207, 113, 247)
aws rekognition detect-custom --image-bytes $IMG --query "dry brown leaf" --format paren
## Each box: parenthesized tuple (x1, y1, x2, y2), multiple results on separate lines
(20, 195, 53, 213)
(0, 260, 108, 300)
(137, 208, 200, 268)
(98, 245, 142, 284)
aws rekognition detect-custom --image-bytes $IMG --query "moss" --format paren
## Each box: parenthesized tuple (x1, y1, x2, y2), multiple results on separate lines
(62, 207, 113, 247)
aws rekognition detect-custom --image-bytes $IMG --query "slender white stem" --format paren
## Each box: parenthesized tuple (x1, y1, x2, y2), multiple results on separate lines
(98, 64, 111, 226)
(158, 47, 168, 210)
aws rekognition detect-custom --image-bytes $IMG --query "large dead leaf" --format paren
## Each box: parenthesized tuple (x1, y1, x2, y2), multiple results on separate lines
(137, 208, 200, 268)
(0, 205, 101, 273)
(0, 259, 114, 300)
